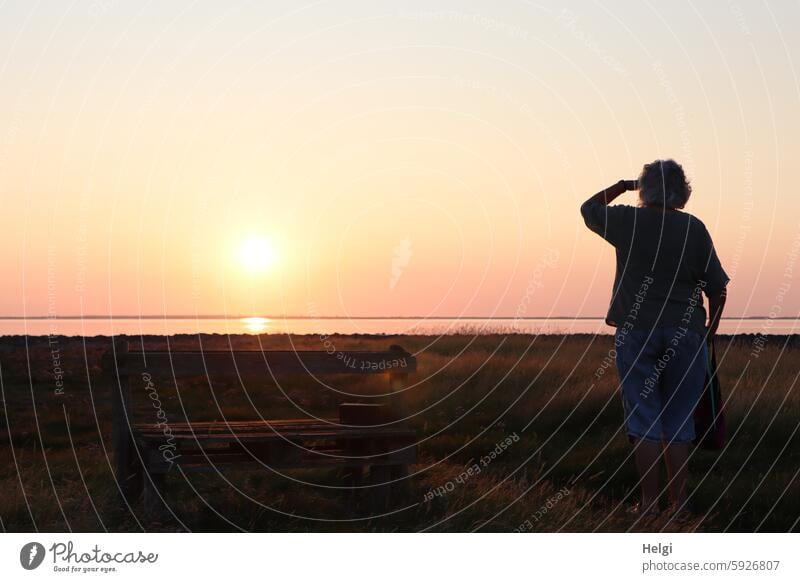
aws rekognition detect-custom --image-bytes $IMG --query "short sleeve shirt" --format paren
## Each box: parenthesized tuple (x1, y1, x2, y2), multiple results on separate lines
(580, 200, 729, 335)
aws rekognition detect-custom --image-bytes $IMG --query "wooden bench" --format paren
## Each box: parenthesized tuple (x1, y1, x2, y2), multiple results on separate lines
(103, 340, 417, 513)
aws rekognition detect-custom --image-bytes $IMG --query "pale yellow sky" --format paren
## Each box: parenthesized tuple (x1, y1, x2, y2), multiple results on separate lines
(1, 1, 799, 318)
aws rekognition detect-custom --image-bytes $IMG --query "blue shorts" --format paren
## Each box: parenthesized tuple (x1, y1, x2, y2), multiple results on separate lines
(615, 326, 707, 443)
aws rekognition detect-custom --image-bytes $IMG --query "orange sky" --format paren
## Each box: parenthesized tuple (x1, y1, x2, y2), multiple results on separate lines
(1, 1, 799, 319)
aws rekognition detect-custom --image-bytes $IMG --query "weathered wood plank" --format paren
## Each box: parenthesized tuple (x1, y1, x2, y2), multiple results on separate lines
(144, 447, 416, 474)
(120, 348, 416, 377)
(135, 426, 415, 441)
(134, 418, 338, 431)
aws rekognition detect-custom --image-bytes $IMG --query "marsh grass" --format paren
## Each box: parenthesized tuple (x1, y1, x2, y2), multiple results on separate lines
(0, 333, 797, 532)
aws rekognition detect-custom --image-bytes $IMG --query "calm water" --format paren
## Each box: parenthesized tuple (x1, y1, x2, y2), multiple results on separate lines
(0, 317, 797, 337)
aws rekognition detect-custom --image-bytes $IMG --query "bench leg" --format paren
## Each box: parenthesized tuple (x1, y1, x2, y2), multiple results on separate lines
(390, 464, 410, 500)
(115, 442, 143, 504)
(142, 472, 166, 519)
(342, 466, 364, 511)
(368, 465, 393, 513)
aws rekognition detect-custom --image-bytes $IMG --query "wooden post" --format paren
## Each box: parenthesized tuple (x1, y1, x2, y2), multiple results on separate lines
(142, 473, 166, 518)
(388, 345, 409, 420)
(368, 464, 393, 513)
(110, 339, 142, 502)
(387, 345, 411, 498)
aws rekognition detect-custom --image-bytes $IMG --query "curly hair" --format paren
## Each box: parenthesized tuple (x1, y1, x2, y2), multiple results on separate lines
(638, 159, 692, 210)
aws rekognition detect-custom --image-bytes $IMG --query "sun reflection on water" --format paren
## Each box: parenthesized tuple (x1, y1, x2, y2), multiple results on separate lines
(241, 317, 270, 333)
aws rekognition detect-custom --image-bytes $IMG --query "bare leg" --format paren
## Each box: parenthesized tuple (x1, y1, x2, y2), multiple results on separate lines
(633, 439, 661, 512)
(663, 442, 690, 508)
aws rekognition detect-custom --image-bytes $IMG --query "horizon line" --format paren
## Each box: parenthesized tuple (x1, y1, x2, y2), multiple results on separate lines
(0, 315, 795, 321)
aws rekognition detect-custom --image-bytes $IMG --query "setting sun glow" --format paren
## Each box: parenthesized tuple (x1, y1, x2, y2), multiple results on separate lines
(241, 317, 270, 333)
(238, 236, 277, 274)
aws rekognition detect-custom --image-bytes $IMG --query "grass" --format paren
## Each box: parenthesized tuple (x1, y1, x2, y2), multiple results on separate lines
(0, 333, 798, 532)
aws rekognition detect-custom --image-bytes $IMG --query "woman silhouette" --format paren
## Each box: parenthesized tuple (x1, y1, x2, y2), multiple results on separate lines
(581, 159, 729, 520)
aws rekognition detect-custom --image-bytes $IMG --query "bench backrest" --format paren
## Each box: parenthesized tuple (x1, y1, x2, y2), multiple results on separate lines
(114, 345, 416, 377)
(103, 339, 416, 436)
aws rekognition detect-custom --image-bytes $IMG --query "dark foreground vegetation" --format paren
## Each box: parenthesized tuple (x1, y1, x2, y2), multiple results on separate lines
(1, 333, 798, 532)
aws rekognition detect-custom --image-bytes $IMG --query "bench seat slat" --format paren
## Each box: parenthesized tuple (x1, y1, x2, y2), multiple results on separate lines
(134, 418, 336, 431)
(134, 424, 415, 441)
(146, 450, 417, 474)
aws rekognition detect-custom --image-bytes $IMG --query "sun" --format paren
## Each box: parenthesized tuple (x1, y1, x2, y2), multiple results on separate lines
(238, 236, 277, 273)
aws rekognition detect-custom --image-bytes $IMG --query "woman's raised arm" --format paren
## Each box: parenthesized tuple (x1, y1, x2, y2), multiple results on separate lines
(581, 179, 637, 212)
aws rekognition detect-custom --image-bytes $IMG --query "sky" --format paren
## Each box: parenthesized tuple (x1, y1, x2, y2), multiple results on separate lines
(1, 0, 799, 319)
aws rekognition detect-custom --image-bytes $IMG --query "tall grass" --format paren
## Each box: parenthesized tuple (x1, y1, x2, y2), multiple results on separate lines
(0, 333, 797, 532)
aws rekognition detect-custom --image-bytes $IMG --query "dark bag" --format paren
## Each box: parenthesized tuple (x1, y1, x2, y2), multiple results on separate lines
(693, 338, 727, 450)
